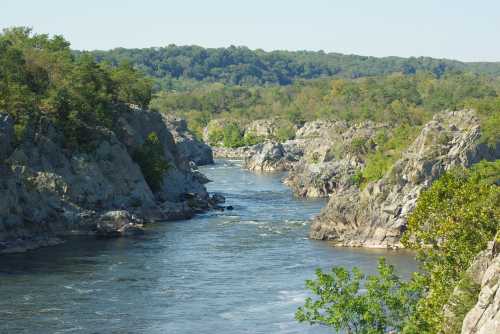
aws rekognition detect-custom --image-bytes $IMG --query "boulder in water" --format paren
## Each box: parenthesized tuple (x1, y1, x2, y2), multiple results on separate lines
(96, 210, 144, 238)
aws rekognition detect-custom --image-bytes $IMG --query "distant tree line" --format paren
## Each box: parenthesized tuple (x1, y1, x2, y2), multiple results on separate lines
(80, 45, 500, 89)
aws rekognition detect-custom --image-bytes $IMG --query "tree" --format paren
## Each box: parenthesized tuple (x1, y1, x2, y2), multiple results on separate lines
(109, 61, 153, 108)
(401, 160, 500, 332)
(296, 258, 424, 334)
(222, 122, 243, 148)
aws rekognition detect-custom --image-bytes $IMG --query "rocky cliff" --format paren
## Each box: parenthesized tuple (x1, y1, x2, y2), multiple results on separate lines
(282, 121, 386, 197)
(242, 120, 387, 199)
(163, 116, 213, 166)
(0, 107, 214, 253)
(460, 238, 500, 334)
(309, 110, 499, 248)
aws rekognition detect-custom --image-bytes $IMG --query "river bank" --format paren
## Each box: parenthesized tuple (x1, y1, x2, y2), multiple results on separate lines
(0, 160, 417, 334)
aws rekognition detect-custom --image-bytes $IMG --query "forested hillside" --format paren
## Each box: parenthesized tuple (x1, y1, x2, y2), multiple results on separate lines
(83, 45, 500, 89)
(151, 73, 500, 146)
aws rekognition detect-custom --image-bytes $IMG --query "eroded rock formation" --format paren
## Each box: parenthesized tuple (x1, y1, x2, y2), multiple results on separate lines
(309, 110, 499, 248)
(0, 107, 214, 253)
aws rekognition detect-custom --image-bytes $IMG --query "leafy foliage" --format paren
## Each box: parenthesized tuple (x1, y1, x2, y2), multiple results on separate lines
(222, 122, 244, 148)
(463, 96, 500, 147)
(243, 132, 265, 146)
(0, 27, 152, 150)
(298, 161, 499, 334)
(84, 45, 500, 88)
(274, 122, 296, 142)
(132, 132, 170, 192)
(401, 160, 500, 333)
(151, 72, 498, 150)
(296, 258, 424, 334)
(361, 125, 422, 183)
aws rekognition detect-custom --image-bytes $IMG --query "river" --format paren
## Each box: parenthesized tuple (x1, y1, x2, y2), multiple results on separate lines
(0, 160, 417, 333)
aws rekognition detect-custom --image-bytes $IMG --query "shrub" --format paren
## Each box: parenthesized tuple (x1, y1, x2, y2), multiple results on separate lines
(350, 170, 365, 187)
(132, 132, 170, 192)
(206, 121, 245, 147)
(401, 160, 500, 332)
(361, 125, 421, 184)
(13, 120, 28, 144)
(222, 122, 244, 148)
(207, 126, 224, 146)
(298, 161, 499, 334)
(464, 97, 500, 148)
(346, 137, 371, 155)
(362, 152, 394, 183)
(243, 132, 265, 146)
(275, 122, 296, 142)
(296, 258, 424, 334)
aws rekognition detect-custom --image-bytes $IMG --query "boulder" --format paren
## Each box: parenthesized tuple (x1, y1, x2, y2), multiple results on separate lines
(211, 193, 226, 204)
(95, 210, 144, 238)
(243, 142, 293, 172)
(284, 158, 363, 198)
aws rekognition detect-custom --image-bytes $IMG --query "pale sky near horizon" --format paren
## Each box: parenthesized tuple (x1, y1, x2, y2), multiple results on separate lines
(1, 0, 499, 62)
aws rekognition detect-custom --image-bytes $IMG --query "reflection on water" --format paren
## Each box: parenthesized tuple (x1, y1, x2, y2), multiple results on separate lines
(0, 160, 417, 334)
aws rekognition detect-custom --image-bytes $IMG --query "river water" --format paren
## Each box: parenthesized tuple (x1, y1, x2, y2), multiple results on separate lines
(0, 160, 417, 334)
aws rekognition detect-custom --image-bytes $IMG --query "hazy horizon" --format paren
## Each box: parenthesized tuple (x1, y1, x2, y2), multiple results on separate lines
(2, 0, 500, 62)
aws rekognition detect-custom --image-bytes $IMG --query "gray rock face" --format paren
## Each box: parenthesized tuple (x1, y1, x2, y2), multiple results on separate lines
(459, 239, 500, 334)
(163, 116, 213, 166)
(284, 158, 362, 198)
(0, 108, 211, 253)
(243, 142, 296, 172)
(244, 119, 279, 138)
(282, 121, 386, 198)
(309, 110, 499, 248)
(212, 145, 261, 159)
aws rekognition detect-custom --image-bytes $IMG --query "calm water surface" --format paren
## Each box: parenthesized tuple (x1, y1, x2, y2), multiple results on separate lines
(0, 160, 417, 334)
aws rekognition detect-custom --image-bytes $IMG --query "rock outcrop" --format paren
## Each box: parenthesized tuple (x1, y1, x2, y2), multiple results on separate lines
(163, 116, 213, 166)
(283, 158, 362, 198)
(212, 145, 261, 159)
(0, 107, 213, 253)
(210, 119, 386, 195)
(309, 110, 499, 248)
(283, 121, 385, 198)
(243, 142, 297, 172)
(460, 239, 500, 334)
(95, 210, 145, 238)
(244, 119, 280, 139)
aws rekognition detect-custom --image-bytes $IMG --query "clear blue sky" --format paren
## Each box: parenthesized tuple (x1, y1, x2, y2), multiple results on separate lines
(1, 0, 499, 61)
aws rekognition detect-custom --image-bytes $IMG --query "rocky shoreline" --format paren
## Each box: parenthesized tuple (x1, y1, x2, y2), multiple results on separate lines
(0, 108, 218, 254)
(211, 110, 499, 249)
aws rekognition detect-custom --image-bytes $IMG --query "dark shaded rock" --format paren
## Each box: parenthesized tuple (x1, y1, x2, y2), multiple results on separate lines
(211, 193, 226, 204)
